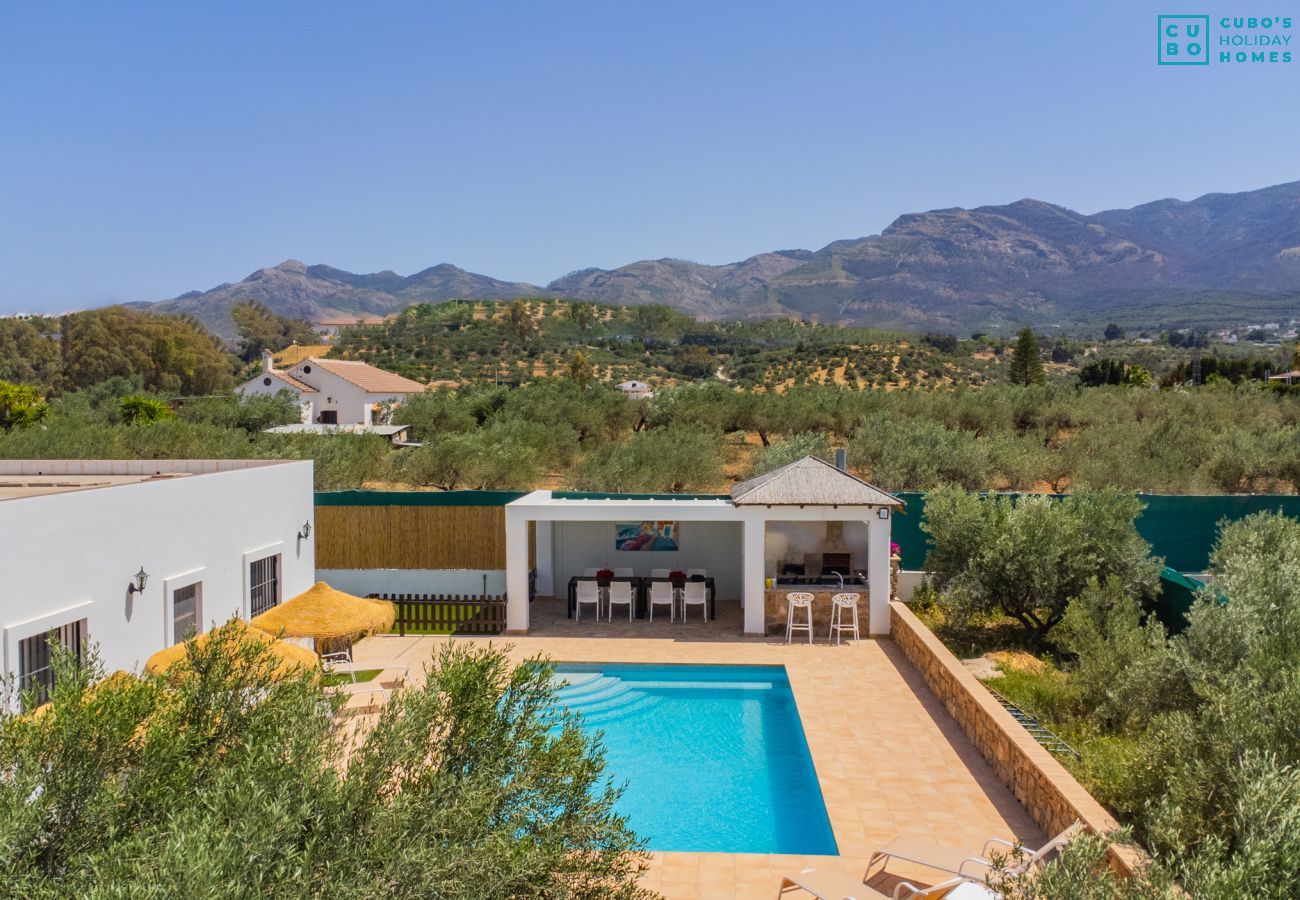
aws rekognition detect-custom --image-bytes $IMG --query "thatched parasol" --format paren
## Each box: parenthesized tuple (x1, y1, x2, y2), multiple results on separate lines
(250, 581, 395, 655)
(144, 619, 319, 679)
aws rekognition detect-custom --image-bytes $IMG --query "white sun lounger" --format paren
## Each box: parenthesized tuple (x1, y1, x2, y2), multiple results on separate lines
(867, 825, 1081, 880)
(777, 867, 975, 899)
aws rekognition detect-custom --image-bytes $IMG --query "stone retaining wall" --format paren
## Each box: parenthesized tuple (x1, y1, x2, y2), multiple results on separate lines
(889, 600, 1142, 876)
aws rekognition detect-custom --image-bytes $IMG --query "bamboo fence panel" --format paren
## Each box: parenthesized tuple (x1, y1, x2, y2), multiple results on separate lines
(316, 505, 537, 570)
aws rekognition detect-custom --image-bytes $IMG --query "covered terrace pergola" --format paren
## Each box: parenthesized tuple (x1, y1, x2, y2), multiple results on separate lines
(504, 456, 903, 636)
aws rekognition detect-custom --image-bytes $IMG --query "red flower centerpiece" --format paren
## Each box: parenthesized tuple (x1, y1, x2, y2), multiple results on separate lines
(596, 568, 614, 587)
(668, 570, 686, 586)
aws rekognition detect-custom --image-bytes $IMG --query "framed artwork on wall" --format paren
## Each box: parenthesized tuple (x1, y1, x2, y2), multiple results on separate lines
(615, 521, 679, 551)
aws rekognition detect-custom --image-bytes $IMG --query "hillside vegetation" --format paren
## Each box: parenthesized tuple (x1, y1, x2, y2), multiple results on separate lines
(329, 299, 1002, 390)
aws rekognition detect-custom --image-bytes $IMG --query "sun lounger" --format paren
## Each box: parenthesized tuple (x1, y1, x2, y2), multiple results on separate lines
(777, 867, 973, 899)
(867, 825, 1081, 880)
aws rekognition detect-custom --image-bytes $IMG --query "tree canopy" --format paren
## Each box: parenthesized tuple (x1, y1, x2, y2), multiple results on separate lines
(0, 629, 653, 898)
(921, 487, 1162, 640)
(1008, 328, 1046, 386)
(230, 300, 318, 363)
(59, 306, 234, 395)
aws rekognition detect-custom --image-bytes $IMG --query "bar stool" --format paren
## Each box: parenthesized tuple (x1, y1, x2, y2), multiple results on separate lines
(829, 592, 861, 645)
(785, 591, 815, 644)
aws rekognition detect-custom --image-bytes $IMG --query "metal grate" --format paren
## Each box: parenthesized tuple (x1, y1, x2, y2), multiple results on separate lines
(249, 555, 280, 617)
(986, 688, 1080, 758)
(18, 619, 86, 709)
(173, 583, 200, 644)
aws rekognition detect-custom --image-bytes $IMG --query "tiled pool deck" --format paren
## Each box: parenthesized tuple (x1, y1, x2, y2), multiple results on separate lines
(352, 599, 1043, 899)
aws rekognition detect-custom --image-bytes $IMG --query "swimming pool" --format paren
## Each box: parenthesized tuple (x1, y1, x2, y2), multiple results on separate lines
(549, 663, 838, 854)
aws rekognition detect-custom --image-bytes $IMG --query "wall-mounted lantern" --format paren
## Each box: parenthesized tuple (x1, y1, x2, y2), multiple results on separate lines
(298, 521, 312, 541)
(128, 567, 150, 594)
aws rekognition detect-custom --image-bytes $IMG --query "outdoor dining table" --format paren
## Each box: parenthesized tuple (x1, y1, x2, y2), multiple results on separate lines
(566, 576, 645, 619)
(642, 576, 715, 620)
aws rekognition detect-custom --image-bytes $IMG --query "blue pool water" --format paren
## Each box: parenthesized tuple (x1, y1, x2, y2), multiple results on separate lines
(549, 663, 838, 854)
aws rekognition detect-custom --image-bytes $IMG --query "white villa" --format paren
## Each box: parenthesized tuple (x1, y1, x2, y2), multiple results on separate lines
(505, 456, 903, 636)
(0, 460, 315, 711)
(616, 380, 654, 400)
(238, 351, 426, 426)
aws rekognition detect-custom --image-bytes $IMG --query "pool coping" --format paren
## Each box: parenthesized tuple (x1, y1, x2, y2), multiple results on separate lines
(354, 622, 1045, 898)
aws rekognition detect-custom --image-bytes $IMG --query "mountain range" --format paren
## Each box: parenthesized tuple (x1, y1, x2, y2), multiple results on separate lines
(142, 181, 1300, 338)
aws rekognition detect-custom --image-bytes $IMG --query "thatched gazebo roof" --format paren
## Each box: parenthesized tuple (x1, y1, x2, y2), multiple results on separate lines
(251, 581, 395, 653)
(144, 619, 319, 678)
(730, 455, 904, 508)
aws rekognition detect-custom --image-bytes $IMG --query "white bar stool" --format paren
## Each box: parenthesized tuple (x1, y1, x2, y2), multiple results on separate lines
(829, 592, 861, 645)
(785, 591, 815, 644)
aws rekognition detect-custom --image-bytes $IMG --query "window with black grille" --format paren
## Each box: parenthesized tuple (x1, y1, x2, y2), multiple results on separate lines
(18, 619, 86, 710)
(249, 554, 280, 617)
(172, 582, 201, 644)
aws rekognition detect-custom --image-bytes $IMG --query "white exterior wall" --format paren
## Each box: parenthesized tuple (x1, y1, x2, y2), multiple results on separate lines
(549, 521, 744, 600)
(317, 568, 506, 597)
(0, 461, 315, 708)
(284, 364, 412, 426)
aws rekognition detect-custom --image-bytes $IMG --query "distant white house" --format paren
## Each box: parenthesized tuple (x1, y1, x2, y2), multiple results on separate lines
(617, 380, 654, 400)
(0, 460, 315, 711)
(238, 351, 426, 426)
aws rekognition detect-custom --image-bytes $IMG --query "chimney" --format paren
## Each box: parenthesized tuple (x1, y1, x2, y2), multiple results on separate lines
(835, 447, 847, 471)
(261, 349, 274, 373)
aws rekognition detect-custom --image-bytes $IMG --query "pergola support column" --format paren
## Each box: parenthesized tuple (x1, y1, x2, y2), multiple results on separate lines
(534, 520, 554, 597)
(504, 508, 530, 634)
(741, 515, 766, 635)
(867, 513, 892, 635)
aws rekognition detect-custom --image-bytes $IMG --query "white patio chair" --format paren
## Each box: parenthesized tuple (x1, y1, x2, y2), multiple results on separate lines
(786, 591, 814, 644)
(321, 649, 355, 683)
(681, 580, 708, 622)
(575, 580, 601, 622)
(607, 580, 634, 622)
(650, 568, 670, 578)
(829, 592, 861, 645)
(583, 567, 600, 577)
(648, 580, 675, 622)
(612, 567, 634, 578)
(686, 568, 707, 579)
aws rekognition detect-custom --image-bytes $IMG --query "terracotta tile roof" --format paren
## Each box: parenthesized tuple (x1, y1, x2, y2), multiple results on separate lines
(305, 358, 426, 394)
(267, 370, 317, 393)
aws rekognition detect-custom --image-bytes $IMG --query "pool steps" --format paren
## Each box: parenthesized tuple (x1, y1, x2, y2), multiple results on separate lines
(550, 671, 784, 727)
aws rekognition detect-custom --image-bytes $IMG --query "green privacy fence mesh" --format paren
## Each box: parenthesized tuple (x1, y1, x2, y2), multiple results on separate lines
(315, 488, 1300, 573)
(314, 489, 526, 506)
(890, 491, 1300, 572)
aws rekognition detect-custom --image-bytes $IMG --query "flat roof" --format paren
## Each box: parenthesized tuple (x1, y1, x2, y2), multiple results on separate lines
(0, 472, 194, 500)
(0, 460, 300, 501)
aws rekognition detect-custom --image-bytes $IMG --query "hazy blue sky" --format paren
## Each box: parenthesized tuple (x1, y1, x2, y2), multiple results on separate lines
(2, 1, 1297, 312)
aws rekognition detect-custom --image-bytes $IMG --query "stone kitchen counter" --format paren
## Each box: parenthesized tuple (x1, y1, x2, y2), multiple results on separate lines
(764, 585, 869, 637)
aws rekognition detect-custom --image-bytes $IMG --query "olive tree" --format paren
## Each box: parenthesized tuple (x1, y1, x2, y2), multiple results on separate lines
(0, 627, 654, 899)
(921, 487, 1161, 641)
